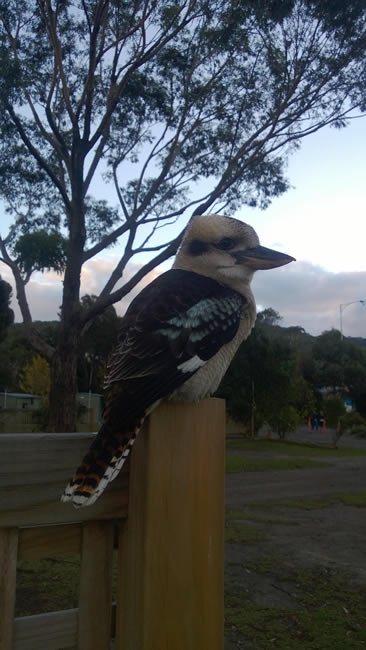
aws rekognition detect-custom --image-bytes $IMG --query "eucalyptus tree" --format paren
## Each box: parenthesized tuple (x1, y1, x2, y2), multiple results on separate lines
(0, 0, 365, 430)
(0, 275, 14, 341)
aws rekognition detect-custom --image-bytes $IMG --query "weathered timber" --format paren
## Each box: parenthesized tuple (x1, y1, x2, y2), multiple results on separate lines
(18, 524, 81, 561)
(116, 398, 225, 650)
(0, 528, 18, 650)
(0, 433, 128, 526)
(78, 521, 114, 650)
(0, 399, 226, 650)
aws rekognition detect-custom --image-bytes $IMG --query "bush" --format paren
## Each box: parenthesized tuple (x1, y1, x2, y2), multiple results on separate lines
(267, 405, 300, 440)
(340, 411, 366, 434)
(351, 424, 366, 438)
(323, 396, 346, 428)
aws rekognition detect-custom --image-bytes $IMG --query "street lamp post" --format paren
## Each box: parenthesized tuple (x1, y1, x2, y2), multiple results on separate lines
(339, 300, 366, 340)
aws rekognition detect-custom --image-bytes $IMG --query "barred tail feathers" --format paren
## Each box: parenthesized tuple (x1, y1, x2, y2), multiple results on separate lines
(61, 417, 144, 507)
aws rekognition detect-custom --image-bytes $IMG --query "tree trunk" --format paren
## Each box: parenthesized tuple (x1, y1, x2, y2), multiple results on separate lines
(48, 323, 80, 432)
(47, 149, 87, 431)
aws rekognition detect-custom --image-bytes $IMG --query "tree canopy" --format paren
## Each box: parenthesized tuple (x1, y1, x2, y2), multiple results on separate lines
(1, 312, 366, 435)
(0, 275, 14, 341)
(218, 316, 366, 436)
(1, 0, 366, 429)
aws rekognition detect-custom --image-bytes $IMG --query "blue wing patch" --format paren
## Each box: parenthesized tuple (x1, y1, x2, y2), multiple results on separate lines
(104, 269, 247, 391)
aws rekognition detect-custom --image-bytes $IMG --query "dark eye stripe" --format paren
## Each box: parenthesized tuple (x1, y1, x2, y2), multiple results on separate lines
(187, 239, 209, 255)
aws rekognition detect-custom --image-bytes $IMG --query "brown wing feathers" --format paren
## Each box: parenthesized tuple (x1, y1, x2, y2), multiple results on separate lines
(62, 270, 245, 507)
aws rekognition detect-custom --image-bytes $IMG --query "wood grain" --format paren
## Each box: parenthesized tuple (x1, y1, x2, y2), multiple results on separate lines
(78, 521, 114, 650)
(116, 398, 225, 650)
(18, 524, 81, 561)
(0, 527, 18, 650)
(0, 433, 128, 526)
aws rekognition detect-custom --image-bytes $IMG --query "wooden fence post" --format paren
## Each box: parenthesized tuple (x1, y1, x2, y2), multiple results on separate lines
(78, 521, 114, 650)
(0, 528, 18, 650)
(116, 398, 226, 650)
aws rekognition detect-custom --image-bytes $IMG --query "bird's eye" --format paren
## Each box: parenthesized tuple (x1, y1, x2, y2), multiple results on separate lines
(215, 237, 236, 250)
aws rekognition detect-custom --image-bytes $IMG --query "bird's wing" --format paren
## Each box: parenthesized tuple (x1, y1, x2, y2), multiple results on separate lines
(63, 269, 248, 507)
(104, 269, 247, 407)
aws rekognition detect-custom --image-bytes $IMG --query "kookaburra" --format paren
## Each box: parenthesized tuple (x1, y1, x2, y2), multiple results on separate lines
(62, 214, 294, 507)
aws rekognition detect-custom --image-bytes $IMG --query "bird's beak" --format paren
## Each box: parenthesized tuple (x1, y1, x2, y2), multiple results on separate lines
(233, 245, 295, 270)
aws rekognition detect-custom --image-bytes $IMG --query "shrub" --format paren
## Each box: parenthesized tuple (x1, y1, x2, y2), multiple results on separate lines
(323, 396, 346, 428)
(350, 424, 366, 438)
(340, 411, 366, 434)
(267, 405, 300, 440)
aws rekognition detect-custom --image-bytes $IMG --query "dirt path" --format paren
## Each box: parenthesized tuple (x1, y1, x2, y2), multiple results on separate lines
(224, 439, 366, 648)
(226, 458, 366, 506)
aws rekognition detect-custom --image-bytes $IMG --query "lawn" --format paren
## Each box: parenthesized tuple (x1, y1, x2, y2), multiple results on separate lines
(225, 495, 366, 648)
(226, 455, 331, 473)
(225, 568, 366, 649)
(227, 439, 366, 457)
(14, 437, 366, 650)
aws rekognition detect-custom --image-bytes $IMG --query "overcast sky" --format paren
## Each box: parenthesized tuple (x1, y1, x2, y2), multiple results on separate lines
(1, 117, 365, 338)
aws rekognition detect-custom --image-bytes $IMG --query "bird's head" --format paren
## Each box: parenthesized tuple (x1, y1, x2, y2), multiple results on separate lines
(173, 214, 295, 292)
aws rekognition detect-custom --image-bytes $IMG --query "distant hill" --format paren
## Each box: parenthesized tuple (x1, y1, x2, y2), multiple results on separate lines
(256, 320, 366, 352)
(256, 322, 315, 345)
(348, 336, 366, 349)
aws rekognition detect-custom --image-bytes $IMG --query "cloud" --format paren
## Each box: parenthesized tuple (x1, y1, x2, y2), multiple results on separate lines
(0, 256, 160, 322)
(80, 256, 161, 316)
(0, 266, 63, 322)
(252, 260, 366, 337)
(1, 257, 365, 338)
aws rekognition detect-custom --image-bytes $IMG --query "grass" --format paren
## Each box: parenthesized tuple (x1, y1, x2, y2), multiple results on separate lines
(225, 568, 366, 649)
(226, 507, 297, 526)
(16, 556, 80, 617)
(225, 507, 265, 543)
(225, 522, 264, 543)
(247, 555, 277, 574)
(252, 491, 366, 510)
(227, 439, 366, 457)
(226, 455, 330, 473)
(340, 491, 366, 507)
(14, 435, 366, 649)
(16, 551, 119, 618)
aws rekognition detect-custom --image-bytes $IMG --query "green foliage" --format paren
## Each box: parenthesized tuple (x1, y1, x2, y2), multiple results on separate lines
(0, 312, 121, 396)
(256, 308, 282, 326)
(340, 411, 366, 438)
(1, 1, 366, 244)
(19, 354, 50, 396)
(291, 376, 316, 420)
(218, 321, 310, 435)
(220, 313, 366, 437)
(0, 321, 58, 392)
(323, 396, 346, 428)
(0, 324, 30, 390)
(266, 405, 300, 439)
(0, 275, 14, 341)
(311, 329, 344, 389)
(78, 295, 120, 392)
(1, 1, 366, 430)
(350, 424, 366, 438)
(14, 232, 67, 275)
(340, 411, 366, 433)
(302, 329, 366, 416)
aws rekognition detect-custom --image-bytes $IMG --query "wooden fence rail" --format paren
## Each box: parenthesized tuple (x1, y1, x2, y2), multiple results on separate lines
(0, 399, 225, 650)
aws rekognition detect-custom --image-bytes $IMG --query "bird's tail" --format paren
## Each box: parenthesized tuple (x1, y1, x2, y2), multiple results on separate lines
(61, 416, 145, 508)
